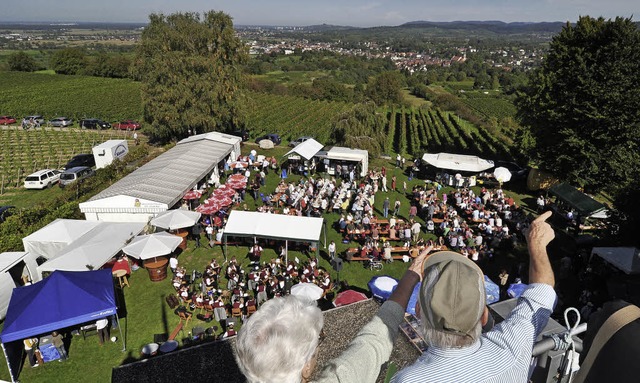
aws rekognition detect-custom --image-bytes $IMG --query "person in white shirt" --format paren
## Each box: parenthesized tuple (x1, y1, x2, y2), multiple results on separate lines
(169, 256, 178, 273)
(328, 241, 336, 260)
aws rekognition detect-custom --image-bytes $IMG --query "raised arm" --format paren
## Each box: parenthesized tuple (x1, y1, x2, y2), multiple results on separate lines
(526, 211, 555, 287)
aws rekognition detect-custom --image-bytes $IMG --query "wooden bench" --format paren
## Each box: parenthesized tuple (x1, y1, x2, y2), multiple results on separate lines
(169, 321, 184, 341)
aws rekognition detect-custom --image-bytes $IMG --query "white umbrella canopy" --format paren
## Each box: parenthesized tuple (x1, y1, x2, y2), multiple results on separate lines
(290, 283, 324, 301)
(493, 167, 512, 183)
(150, 209, 201, 230)
(122, 232, 182, 260)
(259, 139, 274, 149)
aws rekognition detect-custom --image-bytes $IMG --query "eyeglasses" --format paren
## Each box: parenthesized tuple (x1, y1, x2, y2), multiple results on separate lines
(318, 330, 326, 347)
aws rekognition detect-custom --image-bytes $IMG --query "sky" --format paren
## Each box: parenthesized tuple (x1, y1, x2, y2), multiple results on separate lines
(2, 0, 638, 27)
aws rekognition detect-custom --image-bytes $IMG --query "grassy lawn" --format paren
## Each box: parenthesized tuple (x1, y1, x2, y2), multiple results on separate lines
(0, 142, 537, 382)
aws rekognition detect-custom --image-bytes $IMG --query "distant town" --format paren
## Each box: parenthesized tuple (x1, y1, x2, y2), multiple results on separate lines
(0, 21, 549, 73)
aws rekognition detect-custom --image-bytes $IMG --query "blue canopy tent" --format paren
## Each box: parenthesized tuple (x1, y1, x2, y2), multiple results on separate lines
(0, 269, 123, 382)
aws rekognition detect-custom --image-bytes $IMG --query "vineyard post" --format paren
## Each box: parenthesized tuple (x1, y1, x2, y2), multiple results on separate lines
(1, 175, 4, 195)
(15, 168, 21, 188)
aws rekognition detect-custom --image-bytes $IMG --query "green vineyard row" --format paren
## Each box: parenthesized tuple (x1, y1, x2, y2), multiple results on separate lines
(0, 127, 134, 190)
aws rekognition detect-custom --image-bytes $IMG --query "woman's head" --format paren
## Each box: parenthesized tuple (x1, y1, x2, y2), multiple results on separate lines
(235, 295, 323, 383)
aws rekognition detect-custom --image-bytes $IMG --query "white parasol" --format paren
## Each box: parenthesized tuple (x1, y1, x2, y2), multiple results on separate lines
(259, 139, 274, 149)
(290, 282, 324, 300)
(150, 209, 201, 230)
(122, 232, 183, 260)
(493, 167, 512, 183)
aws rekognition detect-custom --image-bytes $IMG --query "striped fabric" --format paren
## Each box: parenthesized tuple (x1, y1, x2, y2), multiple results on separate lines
(392, 283, 556, 383)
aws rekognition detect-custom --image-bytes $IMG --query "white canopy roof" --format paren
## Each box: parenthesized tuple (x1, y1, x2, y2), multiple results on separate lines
(223, 211, 324, 243)
(592, 247, 640, 275)
(285, 139, 324, 160)
(37, 221, 145, 274)
(80, 132, 240, 216)
(422, 152, 494, 173)
(0, 252, 29, 273)
(317, 146, 369, 176)
(23, 219, 101, 259)
(325, 146, 368, 162)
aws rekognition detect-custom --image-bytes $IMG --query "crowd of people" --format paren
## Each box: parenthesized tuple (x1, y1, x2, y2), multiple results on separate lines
(169, 248, 333, 335)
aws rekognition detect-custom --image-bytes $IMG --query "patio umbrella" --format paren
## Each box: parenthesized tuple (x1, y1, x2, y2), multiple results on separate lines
(259, 139, 274, 149)
(333, 290, 368, 307)
(196, 203, 221, 215)
(207, 195, 232, 207)
(150, 209, 201, 230)
(183, 190, 202, 200)
(367, 275, 399, 301)
(484, 275, 500, 304)
(228, 174, 248, 183)
(213, 186, 236, 198)
(493, 167, 512, 183)
(227, 181, 247, 190)
(122, 232, 182, 260)
(290, 283, 324, 301)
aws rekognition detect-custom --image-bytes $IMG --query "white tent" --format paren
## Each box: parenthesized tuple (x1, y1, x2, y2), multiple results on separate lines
(0, 252, 40, 320)
(22, 219, 101, 260)
(80, 132, 240, 223)
(592, 247, 640, 275)
(222, 211, 325, 263)
(37, 222, 145, 275)
(285, 138, 324, 160)
(317, 146, 369, 177)
(422, 152, 494, 173)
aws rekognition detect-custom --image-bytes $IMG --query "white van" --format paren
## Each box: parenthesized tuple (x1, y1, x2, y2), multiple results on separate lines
(24, 169, 61, 189)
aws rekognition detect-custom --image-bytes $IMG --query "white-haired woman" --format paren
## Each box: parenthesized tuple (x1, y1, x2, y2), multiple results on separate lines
(235, 295, 324, 383)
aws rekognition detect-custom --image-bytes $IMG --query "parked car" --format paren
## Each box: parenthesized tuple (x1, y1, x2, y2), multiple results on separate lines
(59, 166, 95, 188)
(231, 128, 250, 142)
(113, 120, 141, 131)
(0, 116, 16, 125)
(0, 206, 15, 223)
(79, 118, 111, 130)
(64, 154, 96, 170)
(289, 136, 314, 147)
(49, 117, 73, 127)
(23, 115, 45, 126)
(254, 133, 281, 146)
(24, 169, 61, 189)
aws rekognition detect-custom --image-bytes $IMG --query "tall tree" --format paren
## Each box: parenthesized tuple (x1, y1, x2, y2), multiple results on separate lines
(366, 71, 405, 106)
(516, 16, 640, 193)
(7, 52, 37, 72)
(133, 11, 248, 143)
(50, 48, 87, 75)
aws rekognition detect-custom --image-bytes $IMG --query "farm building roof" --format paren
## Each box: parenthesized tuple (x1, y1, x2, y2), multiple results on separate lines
(80, 132, 240, 216)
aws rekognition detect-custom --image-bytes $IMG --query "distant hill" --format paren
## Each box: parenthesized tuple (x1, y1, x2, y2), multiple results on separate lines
(400, 20, 566, 34)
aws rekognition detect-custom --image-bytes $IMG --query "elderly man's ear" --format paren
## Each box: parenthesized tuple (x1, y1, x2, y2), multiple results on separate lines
(481, 307, 490, 326)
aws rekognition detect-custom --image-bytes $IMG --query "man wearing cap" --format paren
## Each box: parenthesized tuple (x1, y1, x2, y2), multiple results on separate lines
(391, 211, 557, 383)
